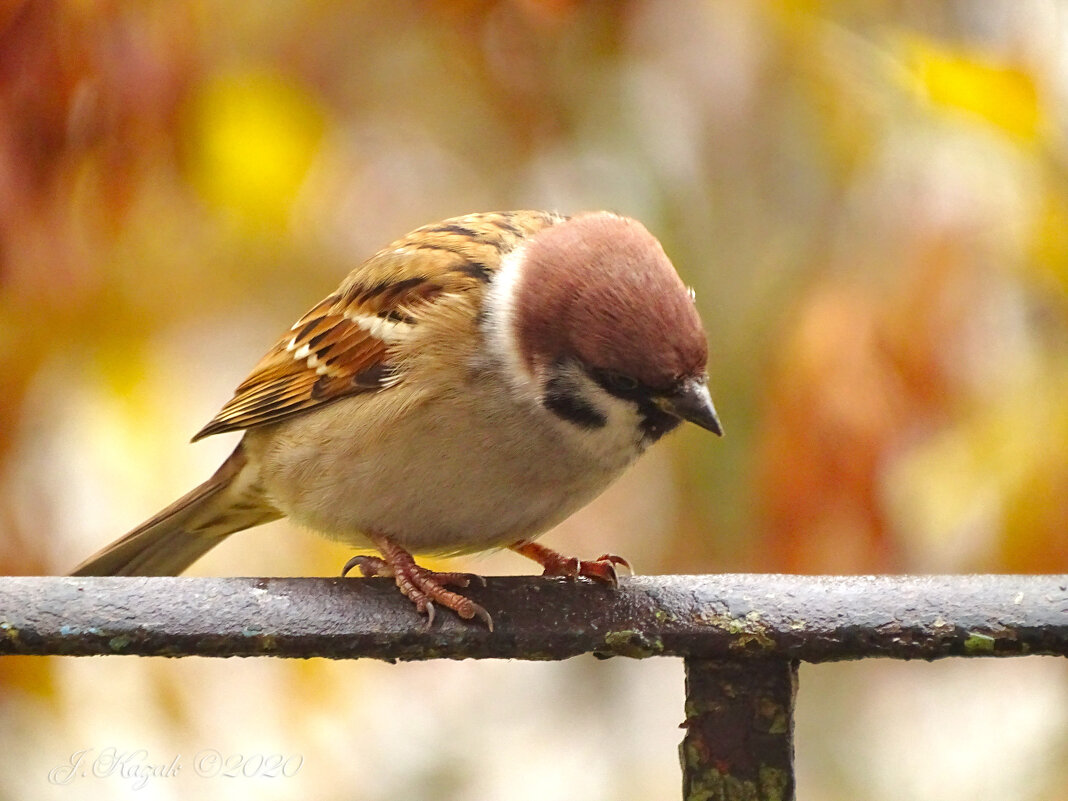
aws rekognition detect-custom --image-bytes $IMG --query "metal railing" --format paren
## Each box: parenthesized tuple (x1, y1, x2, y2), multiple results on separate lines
(3, 574, 1067, 800)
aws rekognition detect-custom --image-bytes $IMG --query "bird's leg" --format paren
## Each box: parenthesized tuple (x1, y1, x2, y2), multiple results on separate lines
(510, 541, 631, 587)
(340, 534, 492, 631)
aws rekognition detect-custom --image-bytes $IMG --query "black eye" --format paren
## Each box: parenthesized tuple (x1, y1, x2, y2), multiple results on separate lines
(599, 370, 639, 393)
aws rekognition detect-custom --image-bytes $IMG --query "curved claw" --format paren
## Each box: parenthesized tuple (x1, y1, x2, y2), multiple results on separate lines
(340, 555, 371, 578)
(596, 553, 633, 576)
(341, 554, 391, 578)
(578, 559, 618, 588)
(469, 602, 494, 632)
(422, 594, 492, 632)
(510, 541, 632, 588)
(352, 535, 495, 632)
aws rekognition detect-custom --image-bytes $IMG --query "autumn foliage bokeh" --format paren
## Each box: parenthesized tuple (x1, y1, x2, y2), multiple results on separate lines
(3, 2, 1065, 580)
(0, 3, 1066, 801)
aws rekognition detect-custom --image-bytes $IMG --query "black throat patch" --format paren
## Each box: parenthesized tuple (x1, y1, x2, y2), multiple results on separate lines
(587, 367, 681, 444)
(636, 400, 681, 443)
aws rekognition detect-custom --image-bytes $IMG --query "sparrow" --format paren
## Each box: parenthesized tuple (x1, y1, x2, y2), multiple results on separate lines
(70, 210, 722, 630)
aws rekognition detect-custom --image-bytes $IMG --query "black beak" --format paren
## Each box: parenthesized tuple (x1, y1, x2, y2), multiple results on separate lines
(660, 377, 723, 436)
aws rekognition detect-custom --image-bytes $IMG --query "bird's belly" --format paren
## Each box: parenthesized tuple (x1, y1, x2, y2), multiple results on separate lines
(252, 390, 633, 554)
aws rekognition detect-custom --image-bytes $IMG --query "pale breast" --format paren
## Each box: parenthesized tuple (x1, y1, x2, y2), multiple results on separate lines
(247, 372, 638, 554)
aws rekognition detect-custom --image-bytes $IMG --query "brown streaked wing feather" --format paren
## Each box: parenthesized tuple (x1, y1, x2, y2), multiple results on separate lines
(193, 210, 565, 441)
(192, 299, 389, 440)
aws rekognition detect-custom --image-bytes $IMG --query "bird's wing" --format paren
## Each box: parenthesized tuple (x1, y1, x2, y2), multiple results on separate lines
(192, 210, 563, 440)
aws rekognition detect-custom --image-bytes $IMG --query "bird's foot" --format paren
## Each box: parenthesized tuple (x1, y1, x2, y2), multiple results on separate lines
(510, 541, 632, 588)
(341, 537, 492, 631)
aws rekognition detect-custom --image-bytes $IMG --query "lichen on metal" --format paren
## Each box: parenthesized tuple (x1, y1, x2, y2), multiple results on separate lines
(0, 574, 1063, 660)
(680, 658, 798, 801)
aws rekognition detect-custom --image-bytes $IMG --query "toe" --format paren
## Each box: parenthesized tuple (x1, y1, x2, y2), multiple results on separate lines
(578, 559, 619, 587)
(341, 554, 393, 578)
(597, 553, 633, 575)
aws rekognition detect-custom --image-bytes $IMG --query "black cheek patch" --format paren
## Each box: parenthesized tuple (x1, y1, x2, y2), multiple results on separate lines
(542, 376, 607, 430)
(638, 400, 681, 443)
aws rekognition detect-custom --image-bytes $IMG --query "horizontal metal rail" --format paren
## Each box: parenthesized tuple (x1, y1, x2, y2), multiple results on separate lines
(0, 574, 1064, 660)
(5, 573, 1065, 800)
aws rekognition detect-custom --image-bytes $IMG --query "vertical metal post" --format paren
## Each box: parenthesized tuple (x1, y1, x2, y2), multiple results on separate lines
(680, 658, 799, 801)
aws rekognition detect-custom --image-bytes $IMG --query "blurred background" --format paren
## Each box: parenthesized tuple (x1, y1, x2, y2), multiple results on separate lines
(1, 1, 1066, 799)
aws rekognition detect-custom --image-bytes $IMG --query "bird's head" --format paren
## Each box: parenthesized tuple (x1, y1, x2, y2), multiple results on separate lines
(491, 211, 721, 454)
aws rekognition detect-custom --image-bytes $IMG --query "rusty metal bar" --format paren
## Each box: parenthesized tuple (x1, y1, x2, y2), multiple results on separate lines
(0, 574, 1065, 660)
(680, 658, 798, 801)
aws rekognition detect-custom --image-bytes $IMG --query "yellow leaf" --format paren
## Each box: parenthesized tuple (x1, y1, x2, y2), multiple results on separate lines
(1029, 189, 1068, 299)
(904, 36, 1041, 142)
(182, 70, 326, 226)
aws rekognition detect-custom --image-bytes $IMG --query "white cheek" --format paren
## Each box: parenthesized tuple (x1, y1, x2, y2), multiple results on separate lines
(480, 242, 646, 470)
(550, 367, 646, 470)
(585, 394, 646, 465)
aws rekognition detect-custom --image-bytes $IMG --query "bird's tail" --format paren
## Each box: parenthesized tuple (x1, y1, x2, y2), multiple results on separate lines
(69, 444, 280, 576)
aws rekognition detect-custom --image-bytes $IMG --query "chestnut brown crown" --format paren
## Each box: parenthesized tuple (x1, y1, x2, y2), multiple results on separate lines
(512, 212, 708, 391)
